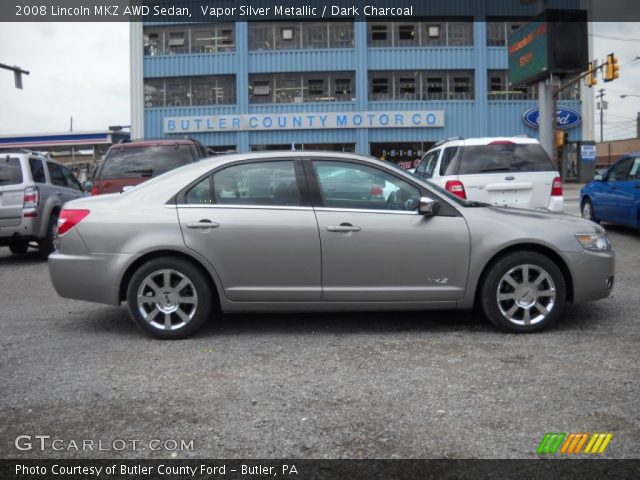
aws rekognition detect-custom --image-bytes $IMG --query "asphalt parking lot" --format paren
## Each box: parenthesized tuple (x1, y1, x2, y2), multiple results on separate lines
(1, 191, 639, 459)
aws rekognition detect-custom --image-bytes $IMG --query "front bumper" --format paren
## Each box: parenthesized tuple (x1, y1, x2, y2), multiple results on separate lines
(564, 249, 615, 303)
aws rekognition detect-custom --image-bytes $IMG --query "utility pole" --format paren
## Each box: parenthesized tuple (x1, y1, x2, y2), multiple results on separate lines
(596, 89, 606, 143)
(0, 62, 30, 89)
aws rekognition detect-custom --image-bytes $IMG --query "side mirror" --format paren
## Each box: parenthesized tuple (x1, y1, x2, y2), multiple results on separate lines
(82, 180, 93, 191)
(593, 174, 603, 181)
(419, 196, 441, 216)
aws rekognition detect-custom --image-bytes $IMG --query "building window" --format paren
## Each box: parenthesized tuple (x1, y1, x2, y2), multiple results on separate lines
(486, 18, 527, 46)
(397, 24, 418, 46)
(451, 73, 473, 99)
(487, 70, 536, 100)
(144, 79, 164, 107)
(330, 23, 354, 48)
(275, 24, 300, 49)
(423, 23, 445, 46)
(249, 22, 354, 51)
(143, 24, 235, 55)
(370, 24, 391, 46)
(303, 23, 327, 49)
(249, 23, 273, 50)
(424, 74, 445, 100)
(370, 75, 391, 100)
(249, 72, 356, 103)
(143, 75, 236, 107)
(144, 28, 163, 55)
(447, 22, 473, 46)
(397, 75, 418, 100)
(165, 78, 190, 106)
(334, 77, 353, 100)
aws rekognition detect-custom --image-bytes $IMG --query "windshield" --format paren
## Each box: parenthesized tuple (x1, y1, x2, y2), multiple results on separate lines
(458, 143, 555, 174)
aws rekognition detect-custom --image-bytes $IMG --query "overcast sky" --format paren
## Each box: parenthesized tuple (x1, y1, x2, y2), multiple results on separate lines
(0, 22, 639, 141)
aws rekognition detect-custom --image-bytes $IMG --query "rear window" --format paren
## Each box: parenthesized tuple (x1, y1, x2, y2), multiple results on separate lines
(458, 143, 555, 175)
(99, 145, 195, 180)
(0, 157, 23, 185)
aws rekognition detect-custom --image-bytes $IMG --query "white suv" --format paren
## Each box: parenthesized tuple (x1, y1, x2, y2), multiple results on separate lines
(414, 137, 563, 212)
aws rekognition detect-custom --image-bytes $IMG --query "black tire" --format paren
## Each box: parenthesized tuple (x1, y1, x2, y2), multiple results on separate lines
(126, 257, 213, 339)
(9, 239, 29, 254)
(581, 198, 599, 224)
(38, 213, 59, 260)
(480, 251, 566, 333)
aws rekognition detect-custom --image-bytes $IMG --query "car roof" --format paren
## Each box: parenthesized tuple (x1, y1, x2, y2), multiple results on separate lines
(432, 137, 539, 148)
(110, 139, 196, 149)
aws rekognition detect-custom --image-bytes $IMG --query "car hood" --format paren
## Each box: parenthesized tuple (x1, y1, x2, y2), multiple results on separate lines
(482, 205, 601, 231)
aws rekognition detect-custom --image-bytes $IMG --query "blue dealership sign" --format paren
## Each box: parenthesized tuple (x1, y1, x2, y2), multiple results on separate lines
(522, 106, 582, 130)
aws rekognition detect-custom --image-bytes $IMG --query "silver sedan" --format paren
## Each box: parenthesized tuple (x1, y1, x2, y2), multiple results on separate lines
(49, 152, 615, 339)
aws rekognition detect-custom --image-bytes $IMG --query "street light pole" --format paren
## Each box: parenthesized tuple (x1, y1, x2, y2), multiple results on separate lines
(596, 88, 606, 143)
(0, 62, 30, 89)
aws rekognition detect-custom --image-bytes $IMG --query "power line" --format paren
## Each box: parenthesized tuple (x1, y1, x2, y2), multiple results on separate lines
(590, 33, 640, 43)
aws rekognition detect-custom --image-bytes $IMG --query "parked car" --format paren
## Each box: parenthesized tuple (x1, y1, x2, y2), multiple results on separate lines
(414, 137, 563, 211)
(0, 151, 88, 258)
(49, 151, 614, 339)
(89, 138, 209, 195)
(580, 154, 640, 229)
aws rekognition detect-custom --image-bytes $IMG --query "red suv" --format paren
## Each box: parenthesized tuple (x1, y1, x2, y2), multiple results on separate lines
(91, 139, 209, 195)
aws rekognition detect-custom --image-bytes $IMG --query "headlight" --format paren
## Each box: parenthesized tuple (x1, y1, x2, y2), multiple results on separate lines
(575, 231, 611, 251)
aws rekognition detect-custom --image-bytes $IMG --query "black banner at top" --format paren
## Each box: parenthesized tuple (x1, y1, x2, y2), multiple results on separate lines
(1, 0, 640, 22)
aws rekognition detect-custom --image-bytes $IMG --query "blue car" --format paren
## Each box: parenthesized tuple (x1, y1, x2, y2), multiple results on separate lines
(580, 154, 640, 229)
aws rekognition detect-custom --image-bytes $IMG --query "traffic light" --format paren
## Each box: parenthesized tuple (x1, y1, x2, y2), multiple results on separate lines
(555, 130, 568, 147)
(586, 60, 598, 87)
(604, 53, 619, 82)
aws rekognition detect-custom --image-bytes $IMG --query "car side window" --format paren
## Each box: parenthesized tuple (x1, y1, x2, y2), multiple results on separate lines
(47, 163, 68, 187)
(607, 158, 632, 181)
(209, 161, 300, 206)
(440, 147, 459, 176)
(313, 160, 420, 211)
(628, 158, 640, 180)
(185, 175, 214, 205)
(417, 151, 438, 179)
(29, 158, 46, 183)
(59, 164, 82, 190)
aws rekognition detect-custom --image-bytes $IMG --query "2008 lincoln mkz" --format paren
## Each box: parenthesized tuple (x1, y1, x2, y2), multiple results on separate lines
(49, 152, 615, 339)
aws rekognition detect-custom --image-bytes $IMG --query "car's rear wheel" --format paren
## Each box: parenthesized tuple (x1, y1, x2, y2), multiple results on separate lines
(581, 198, 599, 223)
(9, 238, 30, 254)
(481, 251, 566, 333)
(126, 257, 213, 339)
(38, 213, 59, 259)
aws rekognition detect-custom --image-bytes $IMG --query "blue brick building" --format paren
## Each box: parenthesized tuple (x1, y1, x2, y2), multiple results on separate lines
(131, 1, 591, 169)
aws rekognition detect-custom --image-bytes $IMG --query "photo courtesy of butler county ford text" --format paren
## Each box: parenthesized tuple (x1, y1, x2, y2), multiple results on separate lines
(1, 1, 640, 479)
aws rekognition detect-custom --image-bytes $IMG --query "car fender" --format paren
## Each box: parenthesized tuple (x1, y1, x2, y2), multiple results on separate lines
(36, 195, 62, 239)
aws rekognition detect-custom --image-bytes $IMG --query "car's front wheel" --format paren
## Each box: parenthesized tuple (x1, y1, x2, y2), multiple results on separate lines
(126, 257, 213, 339)
(581, 198, 599, 223)
(480, 251, 566, 333)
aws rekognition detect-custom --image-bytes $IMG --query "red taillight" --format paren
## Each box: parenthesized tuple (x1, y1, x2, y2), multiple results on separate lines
(90, 186, 99, 196)
(445, 180, 467, 199)
(58, 209, 90, 235)
(371, 185, 384, 196)
(551, 176, 563, 196)
(23, 186, 39, 217)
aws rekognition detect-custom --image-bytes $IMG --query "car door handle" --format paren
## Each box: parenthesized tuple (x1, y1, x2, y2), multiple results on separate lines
(186, 220, 220, 229)
(327, 224, 361, 233)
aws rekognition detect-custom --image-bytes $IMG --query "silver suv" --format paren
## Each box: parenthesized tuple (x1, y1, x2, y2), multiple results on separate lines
(0, 151, 88, 258)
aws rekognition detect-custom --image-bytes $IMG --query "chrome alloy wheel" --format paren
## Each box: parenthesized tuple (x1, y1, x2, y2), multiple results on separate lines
(582, 201, 593, 221)
(136, 269, 198, 331)
(496, 264, 556, 326)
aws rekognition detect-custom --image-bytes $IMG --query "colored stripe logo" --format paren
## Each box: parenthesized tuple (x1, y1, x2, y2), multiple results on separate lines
(537, 433, 613, 454)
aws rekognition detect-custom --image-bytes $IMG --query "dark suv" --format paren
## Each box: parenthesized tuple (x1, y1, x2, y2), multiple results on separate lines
(90, 139, 209, 195)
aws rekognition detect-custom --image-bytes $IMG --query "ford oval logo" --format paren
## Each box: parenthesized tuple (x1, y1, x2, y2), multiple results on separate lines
(522, 107, 582, 131)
